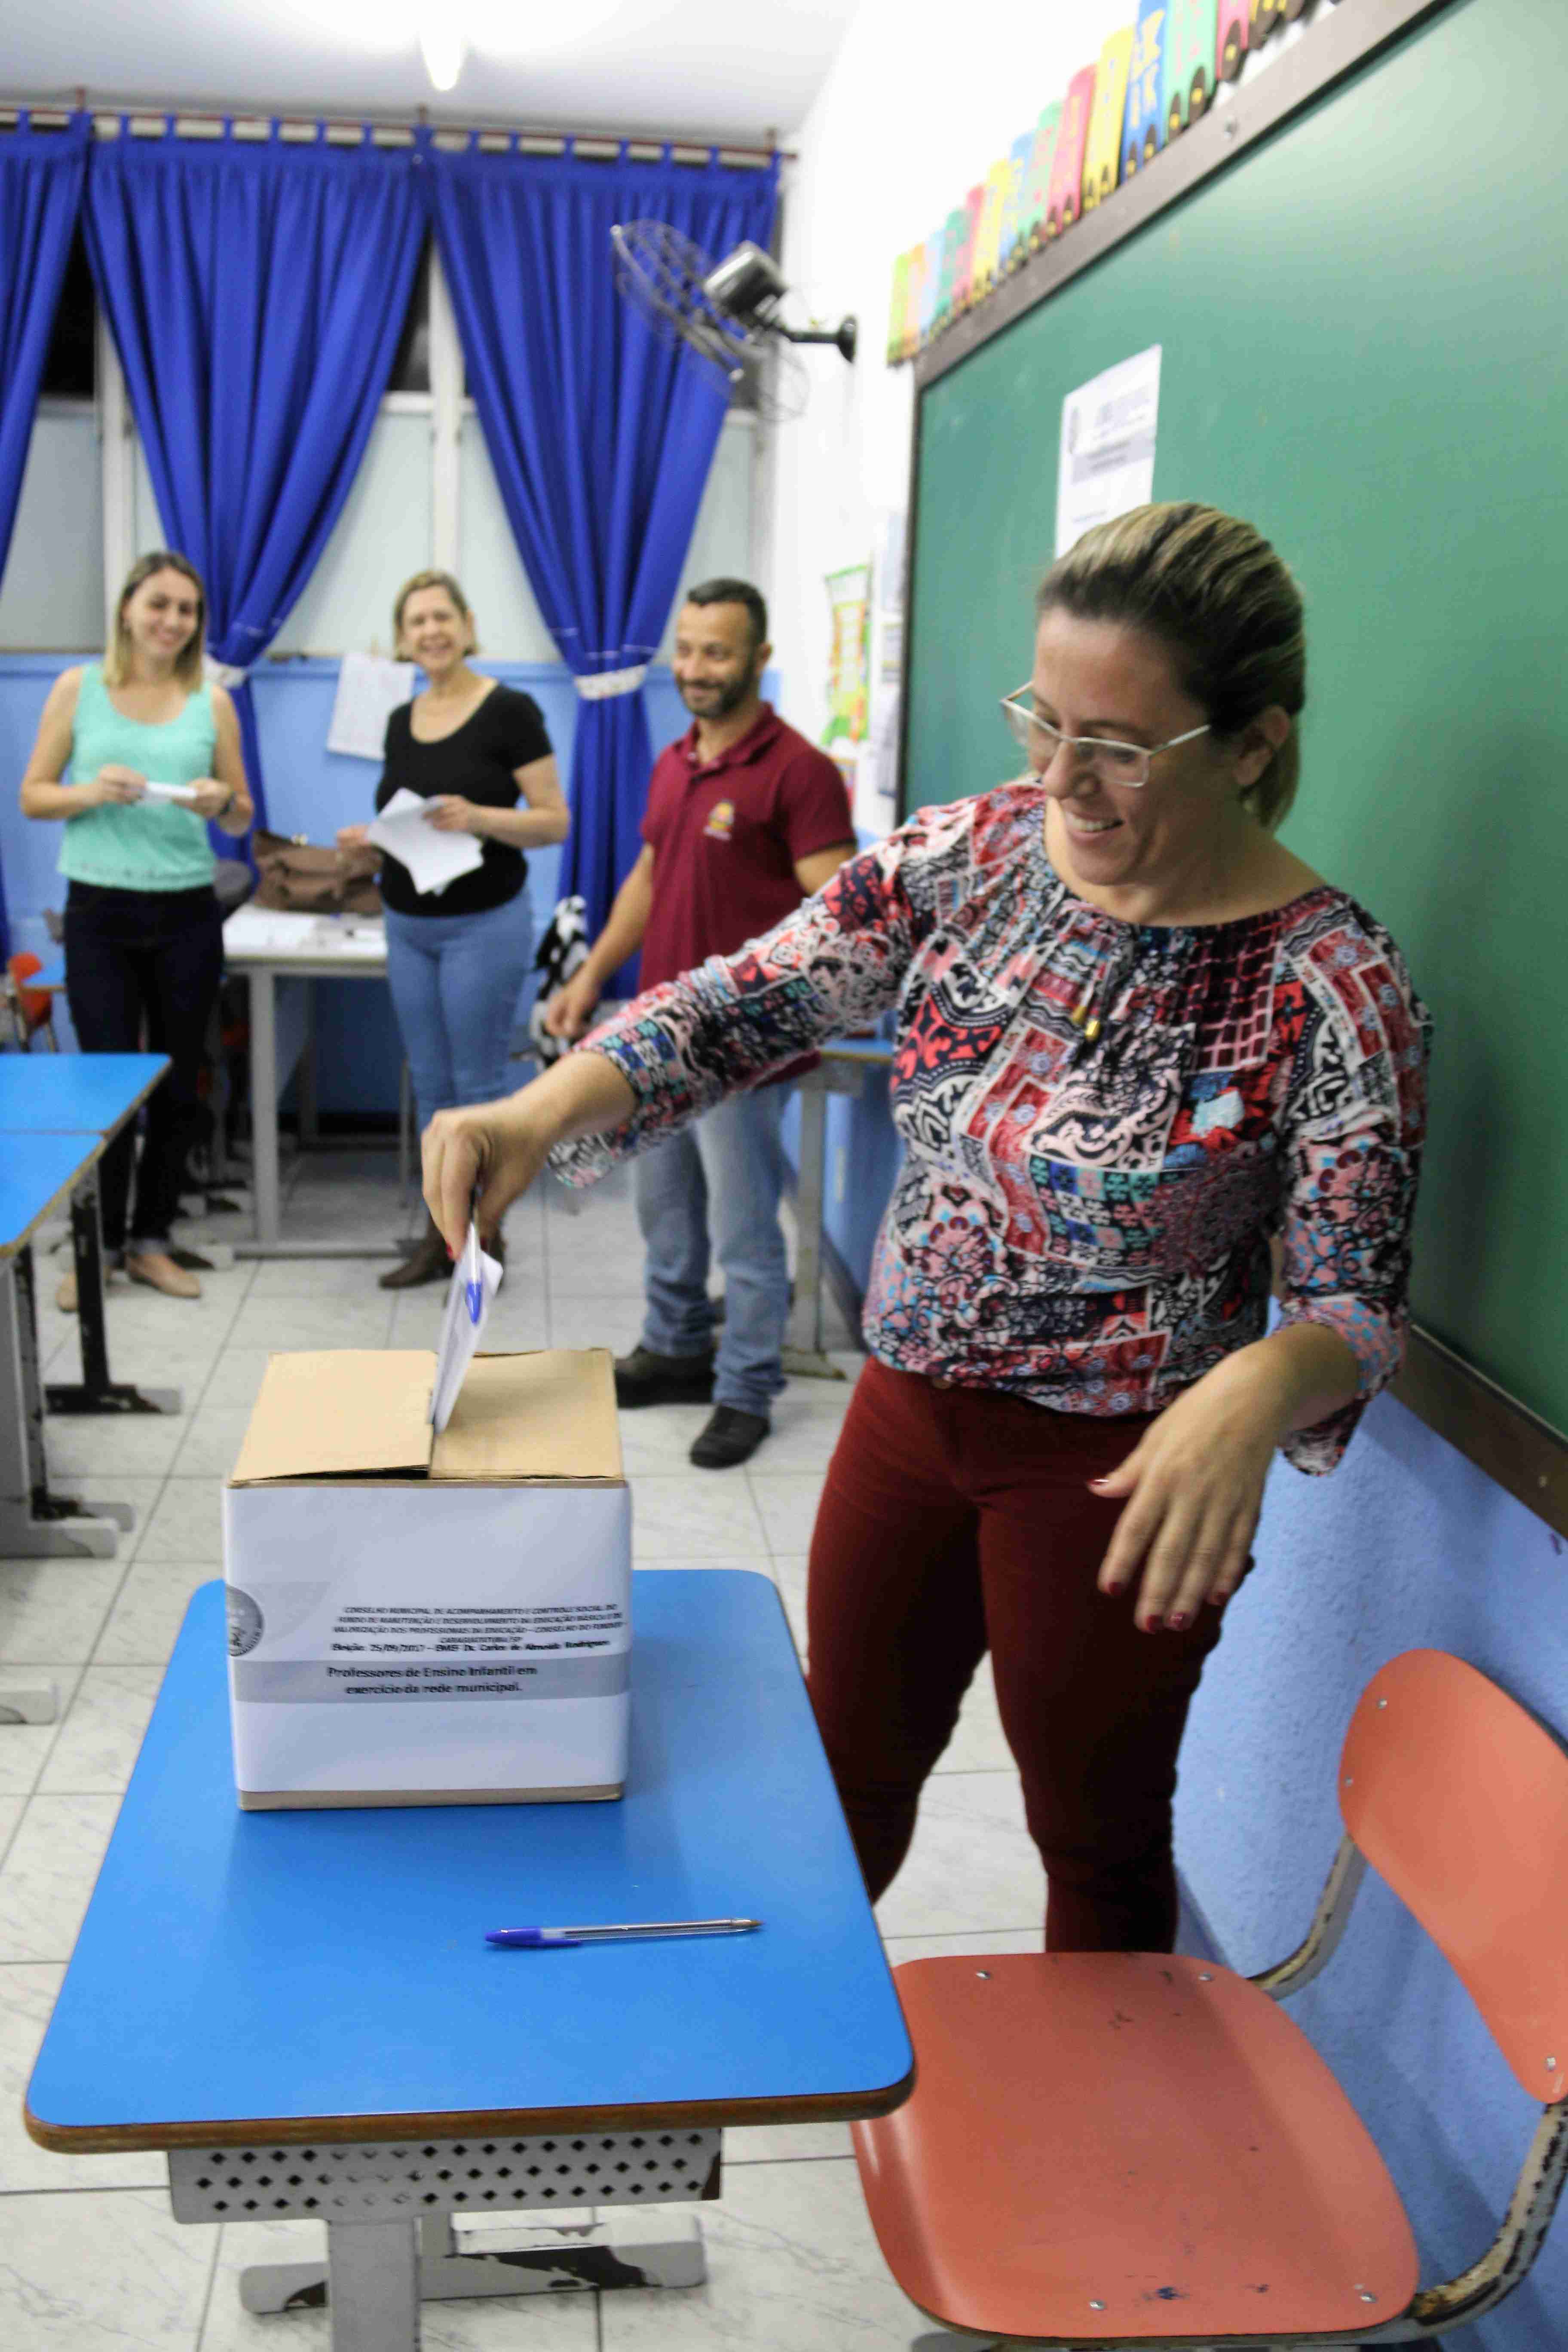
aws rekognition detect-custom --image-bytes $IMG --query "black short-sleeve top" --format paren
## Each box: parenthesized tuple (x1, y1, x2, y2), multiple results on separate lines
(374, 683, 554, 918)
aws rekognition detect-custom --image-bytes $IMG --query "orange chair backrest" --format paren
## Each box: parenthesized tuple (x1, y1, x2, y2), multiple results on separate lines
(6, 952, 50, 1035)
(1341, 1649, 1568, 2104)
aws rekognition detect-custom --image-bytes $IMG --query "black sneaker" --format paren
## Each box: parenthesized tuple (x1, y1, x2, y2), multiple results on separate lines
(689, 1406, 770, 1470)
(614, 1344, 716, 1409)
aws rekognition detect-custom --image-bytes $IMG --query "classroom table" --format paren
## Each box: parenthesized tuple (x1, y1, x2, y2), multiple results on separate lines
(783, 1036, 895, 1378)
(221, 903, 400, 1260)
(26, 1569, 913, 2350)
(0, 1053, 175, 1562)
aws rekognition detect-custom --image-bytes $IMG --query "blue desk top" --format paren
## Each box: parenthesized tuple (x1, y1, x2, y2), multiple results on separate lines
(27, 1572, 913, 2150)
(0, 1130, 102, 1256)
(0, 1052, 168, 1136)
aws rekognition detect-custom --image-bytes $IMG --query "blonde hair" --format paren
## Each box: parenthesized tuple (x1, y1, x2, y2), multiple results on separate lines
(104, 550, 207, 690)
(393, 569, 477, 654)
(1038, 502, 1306, 830)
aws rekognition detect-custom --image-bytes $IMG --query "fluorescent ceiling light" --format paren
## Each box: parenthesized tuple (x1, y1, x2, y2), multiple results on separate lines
(275, 0, 635, 86)
(418, 18, 467, 89)
(463, 0, 627, 57)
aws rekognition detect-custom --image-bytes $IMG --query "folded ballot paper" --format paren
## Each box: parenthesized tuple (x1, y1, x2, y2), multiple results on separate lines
(366, 787, 485, 896)
(431, 1223, 504, 1433)
(142, 781, 200, 805)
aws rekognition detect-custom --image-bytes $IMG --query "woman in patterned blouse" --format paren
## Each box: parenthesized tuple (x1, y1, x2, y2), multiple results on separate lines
(423, 504, 1430, 1953)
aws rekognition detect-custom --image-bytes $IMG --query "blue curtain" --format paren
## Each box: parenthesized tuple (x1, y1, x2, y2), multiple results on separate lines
(84, 123, 429, 837)
(429, 140, 778, 955)
(0, 113, 89, 957)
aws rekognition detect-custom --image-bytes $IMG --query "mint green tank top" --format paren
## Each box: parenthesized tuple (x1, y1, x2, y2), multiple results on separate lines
(60, 665, 219, 892)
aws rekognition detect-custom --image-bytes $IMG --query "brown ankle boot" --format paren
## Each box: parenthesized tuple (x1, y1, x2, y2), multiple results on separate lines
(379, 1214, 451, 1290)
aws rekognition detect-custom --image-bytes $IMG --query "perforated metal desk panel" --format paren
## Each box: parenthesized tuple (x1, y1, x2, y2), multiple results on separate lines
(0, 1051, 167, 1137)
(27, 1570, 913, 2148)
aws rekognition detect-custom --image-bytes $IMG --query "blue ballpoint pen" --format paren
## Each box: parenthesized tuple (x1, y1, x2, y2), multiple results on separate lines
(486, 1917, 761, 1949)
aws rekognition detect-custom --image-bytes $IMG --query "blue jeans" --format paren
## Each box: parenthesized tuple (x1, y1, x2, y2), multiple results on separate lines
(635, 1086, 791, 1419)
(383, 890, 534, 1134)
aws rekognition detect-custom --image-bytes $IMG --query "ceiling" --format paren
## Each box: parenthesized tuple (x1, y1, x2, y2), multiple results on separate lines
(5, 0, 861, 145)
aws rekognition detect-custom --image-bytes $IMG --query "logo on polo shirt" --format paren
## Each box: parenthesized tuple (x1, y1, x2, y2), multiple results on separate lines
(703, 799, 735, 842)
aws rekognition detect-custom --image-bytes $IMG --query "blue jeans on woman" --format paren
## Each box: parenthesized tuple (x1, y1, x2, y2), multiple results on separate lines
(383, 889, 535, 1135)
(634, 1084, 791, 1421)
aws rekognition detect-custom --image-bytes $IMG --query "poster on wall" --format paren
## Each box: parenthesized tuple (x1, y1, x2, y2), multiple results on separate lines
(328, 651, 418, 760)
(1055, 346, 1162, 557)
(821, 562, 872, 750)
(855, 513, 906, 836)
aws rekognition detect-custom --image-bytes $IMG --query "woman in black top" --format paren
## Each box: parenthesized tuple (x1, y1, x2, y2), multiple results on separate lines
(338, 570, 569, 1286)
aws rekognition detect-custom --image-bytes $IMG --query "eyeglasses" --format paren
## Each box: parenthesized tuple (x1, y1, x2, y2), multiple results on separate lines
(999, 683, 1211, 788)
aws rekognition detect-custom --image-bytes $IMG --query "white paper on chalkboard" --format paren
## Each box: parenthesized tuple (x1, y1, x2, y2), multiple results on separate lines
(1056, 346, 1161, 558)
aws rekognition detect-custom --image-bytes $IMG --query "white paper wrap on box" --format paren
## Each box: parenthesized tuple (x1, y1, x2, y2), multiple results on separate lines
(224, 1483, 631, 1797)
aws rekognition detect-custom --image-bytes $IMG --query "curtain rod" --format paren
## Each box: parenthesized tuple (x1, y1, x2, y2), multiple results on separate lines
(0, 91, 793, 166)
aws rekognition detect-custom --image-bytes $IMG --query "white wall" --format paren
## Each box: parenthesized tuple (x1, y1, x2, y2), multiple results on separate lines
(766, 0, 1132, 747)
(766, 0, 1337, 746)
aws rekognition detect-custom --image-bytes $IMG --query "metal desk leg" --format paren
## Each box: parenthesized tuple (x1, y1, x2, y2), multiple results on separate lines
(298, 983, 319, 1151)
(782, 1072, 847, 1381)
(171, 2132, 716, 2340)
(234, 972, 401, 1261)
(45, 1171, 183, 1419)
(325, 2219, 420, 2352)
(241, 2209, 706, 2328)
(248, 967, 281, 1250)
(0, 1252, 120, 1558)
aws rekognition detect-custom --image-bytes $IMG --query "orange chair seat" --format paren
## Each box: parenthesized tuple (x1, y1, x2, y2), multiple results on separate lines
(853, 1953, 1418, 2343)
(8, 952, 52, 1036)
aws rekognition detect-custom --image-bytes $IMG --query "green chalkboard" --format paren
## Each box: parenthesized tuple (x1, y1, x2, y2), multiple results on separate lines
(904, 0, 1568, 1439)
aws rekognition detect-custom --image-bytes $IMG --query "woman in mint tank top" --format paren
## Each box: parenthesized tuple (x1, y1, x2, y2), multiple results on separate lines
(19, 552, 254, 1304)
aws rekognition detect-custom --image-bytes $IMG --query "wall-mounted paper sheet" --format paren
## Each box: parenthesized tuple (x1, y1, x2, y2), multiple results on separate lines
(328, 652, 417, 761)
(367, 788, 485, 897)
(1056, 346, 1162, 557)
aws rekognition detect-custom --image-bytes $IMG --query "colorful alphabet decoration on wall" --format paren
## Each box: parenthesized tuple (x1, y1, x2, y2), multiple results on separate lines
(996, 126, 1039, 273)
(1082, 27, 1136, 212)
(884, 0, 1342, 364)
(1046, 65, 1098, 239)
(1017, 104, 1063, 257)
(1124, 0, 1169, 178)
(1163, 0, 1218, 137)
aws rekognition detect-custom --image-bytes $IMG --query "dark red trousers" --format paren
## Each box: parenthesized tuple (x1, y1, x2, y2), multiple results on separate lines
(804, 1358, 1233, 1952)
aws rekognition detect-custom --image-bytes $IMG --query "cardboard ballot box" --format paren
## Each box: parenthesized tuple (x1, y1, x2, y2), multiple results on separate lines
(223, 1348, 631, 1811)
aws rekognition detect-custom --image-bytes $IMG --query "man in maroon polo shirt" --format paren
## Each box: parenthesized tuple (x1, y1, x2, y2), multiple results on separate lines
(546, 578, 856, 1468)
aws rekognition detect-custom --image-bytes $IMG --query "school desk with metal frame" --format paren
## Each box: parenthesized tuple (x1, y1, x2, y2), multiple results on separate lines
(221, 903, 403, 1261)
(0, 1052, 177, 1565)
(25, 1568, 914, 2352)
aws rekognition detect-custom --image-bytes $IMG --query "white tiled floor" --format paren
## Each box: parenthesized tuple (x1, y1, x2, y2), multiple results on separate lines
(0, 1151, 1039, 2351)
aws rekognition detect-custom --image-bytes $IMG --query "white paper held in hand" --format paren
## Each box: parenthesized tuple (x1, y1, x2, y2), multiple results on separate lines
(430, 1221, 503, 1434)
(142, 781, 201, 805)
(366, 788, 486, 897)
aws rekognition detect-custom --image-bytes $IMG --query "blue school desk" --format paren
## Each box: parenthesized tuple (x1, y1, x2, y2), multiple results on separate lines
(1, 1054, 176, 1562)
(0, 1046, 168, 1139)
(0, 1053, 180, 1558)
(26, 1569, 913, 2350)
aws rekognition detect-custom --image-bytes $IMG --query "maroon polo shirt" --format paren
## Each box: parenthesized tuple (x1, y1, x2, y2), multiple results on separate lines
(639, 703, 856, 991)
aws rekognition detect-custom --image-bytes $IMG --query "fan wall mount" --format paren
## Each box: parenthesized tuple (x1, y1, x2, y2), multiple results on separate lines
(611, 224, 856, 423)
